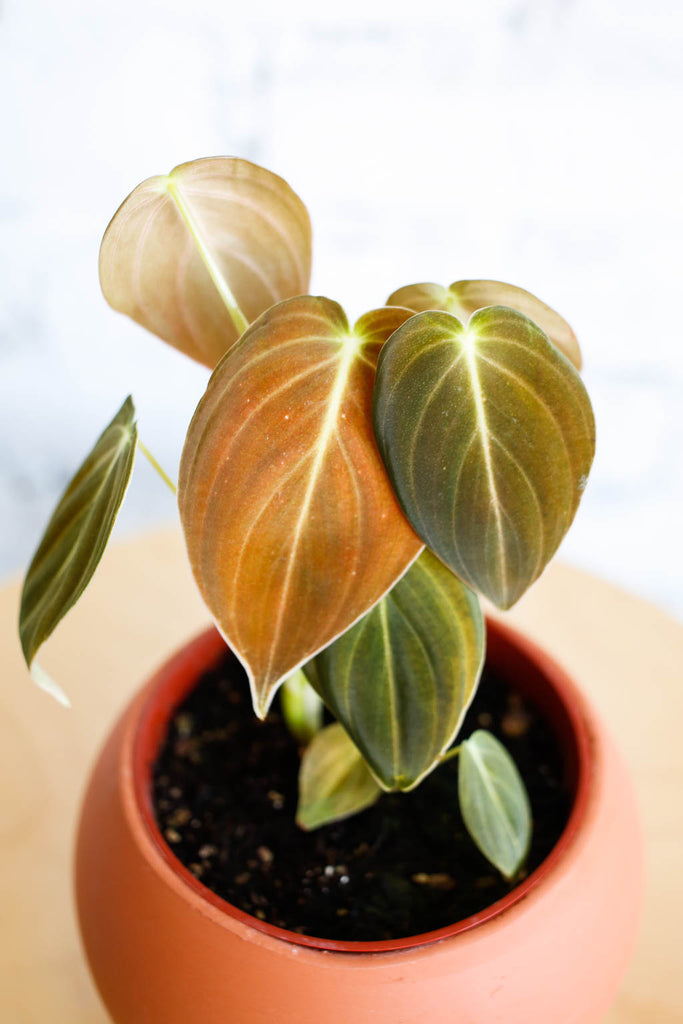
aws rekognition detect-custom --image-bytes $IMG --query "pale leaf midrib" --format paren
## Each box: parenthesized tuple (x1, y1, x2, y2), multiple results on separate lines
(462, 339, 509, 605)
(467, 744, 518, 848)
(166, 177, 248, 336)
(193, 353, 337, 619)
(259, 340, 361, 701)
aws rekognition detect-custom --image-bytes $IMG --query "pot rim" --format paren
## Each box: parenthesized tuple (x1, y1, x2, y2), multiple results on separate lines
(131, 617, 593, 954)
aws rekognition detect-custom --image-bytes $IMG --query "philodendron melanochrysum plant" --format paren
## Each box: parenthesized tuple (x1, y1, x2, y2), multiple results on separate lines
(19, 157, 595, 881)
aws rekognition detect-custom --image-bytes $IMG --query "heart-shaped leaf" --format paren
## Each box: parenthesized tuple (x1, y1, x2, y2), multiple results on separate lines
(100, 157, 312, 368)
(458, 729, 532, 880)
(387, 279, 582, 369)
(297, 723, 381, 830)
(309, 551, 485, 791)
(19, 397, 137, 701)
(373, 307, 595, 609)
(179, 297, 422, 718)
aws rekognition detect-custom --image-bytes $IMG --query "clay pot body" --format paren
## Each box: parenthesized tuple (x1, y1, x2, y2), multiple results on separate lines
(75, 619, 643, 1024)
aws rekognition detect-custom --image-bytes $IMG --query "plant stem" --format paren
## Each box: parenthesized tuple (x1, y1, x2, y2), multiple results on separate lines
(439, 744, 461, 765)
(137, 440, 177, 496)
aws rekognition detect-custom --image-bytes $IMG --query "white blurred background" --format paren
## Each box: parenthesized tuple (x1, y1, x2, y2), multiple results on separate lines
(1, 0, 681, 615)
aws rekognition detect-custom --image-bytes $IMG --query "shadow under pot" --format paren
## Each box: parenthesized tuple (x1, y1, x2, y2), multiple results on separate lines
(75, 617, 643, 1024)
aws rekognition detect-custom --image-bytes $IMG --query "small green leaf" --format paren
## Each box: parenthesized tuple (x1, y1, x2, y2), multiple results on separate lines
(458, 729, 532, 880)
(296, 723, 381, 830)
(311, 551, 485, 792)
(373, 307, 595, 609)
(280, 669, 324, 745)
(19, 397, 137, 693)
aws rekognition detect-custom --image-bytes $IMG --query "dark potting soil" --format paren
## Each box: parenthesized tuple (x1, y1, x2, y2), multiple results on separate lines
(152, 648, 571, 942)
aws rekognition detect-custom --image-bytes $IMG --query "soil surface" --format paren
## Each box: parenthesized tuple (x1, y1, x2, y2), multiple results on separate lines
(153, 648, 571, 941)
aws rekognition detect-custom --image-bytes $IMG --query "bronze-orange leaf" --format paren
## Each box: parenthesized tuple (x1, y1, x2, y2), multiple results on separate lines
(178, 297, 421, 716)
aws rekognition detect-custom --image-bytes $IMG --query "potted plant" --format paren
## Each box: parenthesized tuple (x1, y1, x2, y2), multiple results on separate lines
(18, 157, 642, 1023)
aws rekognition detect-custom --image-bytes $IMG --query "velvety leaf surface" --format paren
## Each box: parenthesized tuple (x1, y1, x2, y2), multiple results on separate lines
(179, 297, 421, 717)
(19, 397, 137, 697)
(373, 307, 595, 609)
(297, 723, 382, 830)
(310, 551, 485, 791)
(100, 157, 312, 367)
(458, 729, 532, 879)
(387, 279, 582, 369)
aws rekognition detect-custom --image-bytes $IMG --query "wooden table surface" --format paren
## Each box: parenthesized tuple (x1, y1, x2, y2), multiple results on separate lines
(1, 529, 681, 1022)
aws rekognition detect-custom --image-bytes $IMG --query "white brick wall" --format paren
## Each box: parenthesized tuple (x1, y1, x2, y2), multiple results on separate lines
(1, 0, 682, 615)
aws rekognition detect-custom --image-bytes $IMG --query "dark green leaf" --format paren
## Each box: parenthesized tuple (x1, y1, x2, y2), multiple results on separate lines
(309, 551, 485, 791)
(373, 307, 595, 609)
(19, 397, 137, 700)
(296, 723, 381, 830)
(458, 729, 532, 879)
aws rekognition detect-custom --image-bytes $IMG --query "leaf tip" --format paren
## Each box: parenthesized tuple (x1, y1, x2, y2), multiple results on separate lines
(122, 394, 137, 423)
(295, 811, 313, 832)
(252, 688, 273, 722)
(393, 774, 417, 793)
(30, 661, 71, 708)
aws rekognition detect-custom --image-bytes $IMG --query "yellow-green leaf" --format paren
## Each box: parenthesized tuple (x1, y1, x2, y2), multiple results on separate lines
(458, 729, 532, 880)
(280, 669, 324, 746)
(297, 723, 381, 830)
(178, 297, 422, 719)
(373, 307, 595, 609)
(309, 551, 485, 791)
(387, 279, 582, 369)
(100, 157, 312, 368)
(19, 397, 137, 699)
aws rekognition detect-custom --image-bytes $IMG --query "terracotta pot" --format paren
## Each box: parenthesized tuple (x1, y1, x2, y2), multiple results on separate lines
(75, 618, 643, 1023)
